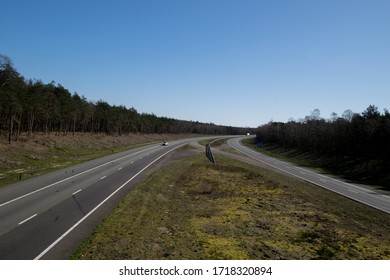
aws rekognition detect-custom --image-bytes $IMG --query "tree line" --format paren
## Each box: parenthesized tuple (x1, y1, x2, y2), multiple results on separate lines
(256, 106, 390, 162)
(1, 55, 251, 143)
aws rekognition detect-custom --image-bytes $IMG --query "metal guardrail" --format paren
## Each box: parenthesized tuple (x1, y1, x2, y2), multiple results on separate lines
(205, 143, 216, 164)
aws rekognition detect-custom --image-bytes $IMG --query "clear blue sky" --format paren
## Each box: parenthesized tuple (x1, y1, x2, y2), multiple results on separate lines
(2, 0, 389, 127)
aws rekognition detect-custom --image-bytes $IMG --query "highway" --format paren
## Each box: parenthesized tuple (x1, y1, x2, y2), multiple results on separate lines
(228, 137, 390, 215)
(0, 137, 213, 260)
(2, 135, 388, 260)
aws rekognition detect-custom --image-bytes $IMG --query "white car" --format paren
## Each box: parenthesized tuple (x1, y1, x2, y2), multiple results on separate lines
(162, 141, 168, 146)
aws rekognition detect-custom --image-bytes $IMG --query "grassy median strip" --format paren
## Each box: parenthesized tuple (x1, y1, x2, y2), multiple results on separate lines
(72, 153, 390, 260)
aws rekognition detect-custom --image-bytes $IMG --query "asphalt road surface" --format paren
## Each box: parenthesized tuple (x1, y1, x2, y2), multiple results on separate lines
(2, 135, 388, 260)
(228, 137, 390, 215)
(0, 136, 214, 260)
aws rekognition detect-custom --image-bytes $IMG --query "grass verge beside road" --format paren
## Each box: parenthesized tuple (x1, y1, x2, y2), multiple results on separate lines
(0, 133, 194, 188)
(72, 152, 390, 260)
(242, 138, 390, 191)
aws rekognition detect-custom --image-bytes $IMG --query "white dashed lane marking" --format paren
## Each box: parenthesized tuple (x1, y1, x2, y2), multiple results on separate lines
(19, 214, 38, 225)
(72, 189, 82, 196)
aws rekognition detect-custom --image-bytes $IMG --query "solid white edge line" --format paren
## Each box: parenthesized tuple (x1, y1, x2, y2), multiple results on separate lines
(100, 176, 106, 180)
(0, 145, 158, 208)
(34, 143, 187, 260)
(19, 214, 38, 225)
(228, 137, 390, 215)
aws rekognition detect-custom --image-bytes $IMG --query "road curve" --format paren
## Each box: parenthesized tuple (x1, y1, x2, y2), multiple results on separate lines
(3, 135, 388, 259)
(0, 136, 215, 260)
(228, 137, 390, 215)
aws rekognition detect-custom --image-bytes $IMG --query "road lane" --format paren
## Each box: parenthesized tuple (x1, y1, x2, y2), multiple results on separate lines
(0, 144, 164, 236)
(228, 137, 390, 215)
(0, 144, 159, 207)
(4, 134, 387, 259)
(0, 136, 214, 259)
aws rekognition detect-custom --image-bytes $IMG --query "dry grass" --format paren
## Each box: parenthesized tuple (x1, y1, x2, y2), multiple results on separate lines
(0, 132, 193, 188)
(72, 153, 390, 260)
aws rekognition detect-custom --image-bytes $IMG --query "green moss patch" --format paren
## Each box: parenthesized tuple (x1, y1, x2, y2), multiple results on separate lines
(73, 154, 390, 260)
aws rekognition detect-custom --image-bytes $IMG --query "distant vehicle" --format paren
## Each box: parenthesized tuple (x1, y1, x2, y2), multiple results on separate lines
(162, 141, 168, 146)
